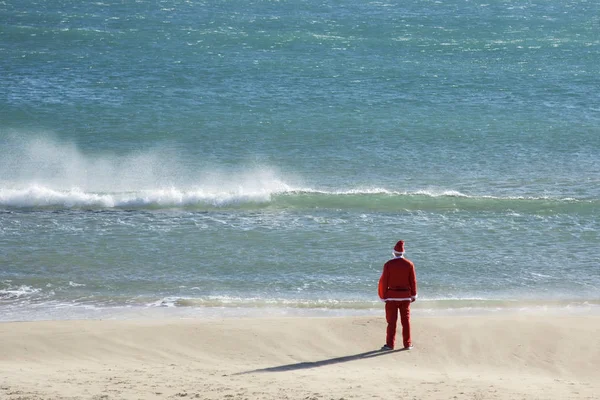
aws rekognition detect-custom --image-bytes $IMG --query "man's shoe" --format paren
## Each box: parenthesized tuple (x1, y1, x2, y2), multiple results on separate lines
(403, 345, 413, 350)
(380, 344, 393, 351)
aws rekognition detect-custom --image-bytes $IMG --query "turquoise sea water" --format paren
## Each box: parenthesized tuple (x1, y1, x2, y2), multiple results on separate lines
(1, 0, 599, 321)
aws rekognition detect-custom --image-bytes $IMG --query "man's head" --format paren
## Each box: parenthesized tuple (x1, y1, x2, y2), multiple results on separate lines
(393, 240, 405, 257)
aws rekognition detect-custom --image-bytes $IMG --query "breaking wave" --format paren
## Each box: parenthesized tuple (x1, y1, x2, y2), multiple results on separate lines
(0, 134, 596, 213)
(0, 184, 596, 214)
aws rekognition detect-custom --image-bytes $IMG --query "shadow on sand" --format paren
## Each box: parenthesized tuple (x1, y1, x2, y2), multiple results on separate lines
(232, 347, 409, 375)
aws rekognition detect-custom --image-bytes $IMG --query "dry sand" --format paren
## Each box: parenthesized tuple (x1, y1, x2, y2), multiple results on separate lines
(1, 313, 599, 400)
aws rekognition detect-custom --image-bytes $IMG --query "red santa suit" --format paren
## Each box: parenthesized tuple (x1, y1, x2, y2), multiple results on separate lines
(378, 240, 418, 350)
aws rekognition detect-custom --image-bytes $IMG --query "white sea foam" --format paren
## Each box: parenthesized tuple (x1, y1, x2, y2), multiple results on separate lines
(0, 285, 41, 300)
(0, 134, 297, 208)
(0, 184, 587, 209)
(0, 185, 286, 208)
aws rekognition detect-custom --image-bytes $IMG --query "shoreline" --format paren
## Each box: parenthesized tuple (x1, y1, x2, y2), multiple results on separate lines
(2, 313, 599, 400)
(2, 299, 600, 323)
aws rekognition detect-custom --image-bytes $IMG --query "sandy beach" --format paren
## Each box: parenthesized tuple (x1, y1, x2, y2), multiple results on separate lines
(1, 313, 598, 400)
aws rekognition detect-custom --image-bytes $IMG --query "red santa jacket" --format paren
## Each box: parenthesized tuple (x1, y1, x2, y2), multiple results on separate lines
(378, 256, 417, 301)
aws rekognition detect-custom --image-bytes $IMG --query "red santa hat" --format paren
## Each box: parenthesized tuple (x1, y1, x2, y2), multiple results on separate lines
(393, 240, 405, 254)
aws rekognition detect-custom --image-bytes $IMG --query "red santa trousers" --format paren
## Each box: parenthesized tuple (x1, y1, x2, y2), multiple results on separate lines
(385, 300, 411, 349)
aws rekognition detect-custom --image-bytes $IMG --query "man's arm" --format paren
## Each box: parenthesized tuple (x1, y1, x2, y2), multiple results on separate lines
(378, 264, 388, 300)
(410, 262, 418, 301)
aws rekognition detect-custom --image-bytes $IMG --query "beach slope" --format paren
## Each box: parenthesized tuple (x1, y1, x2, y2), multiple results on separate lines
(1, 314, 598, 399)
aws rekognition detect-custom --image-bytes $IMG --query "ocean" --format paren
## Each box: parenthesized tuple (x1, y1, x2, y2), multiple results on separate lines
(1, 0, 599, 321)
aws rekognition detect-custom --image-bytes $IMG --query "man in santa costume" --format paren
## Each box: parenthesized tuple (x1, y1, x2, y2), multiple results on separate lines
(378, 240, 418, 350)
